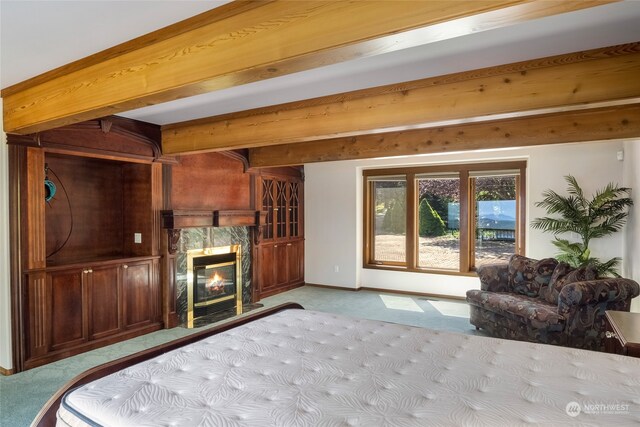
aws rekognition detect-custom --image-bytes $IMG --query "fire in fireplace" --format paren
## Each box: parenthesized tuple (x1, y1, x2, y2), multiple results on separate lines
(187, 245, 242, 328)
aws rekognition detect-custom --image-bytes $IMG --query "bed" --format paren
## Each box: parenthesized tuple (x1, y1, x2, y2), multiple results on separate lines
(34, 303, 639, 426)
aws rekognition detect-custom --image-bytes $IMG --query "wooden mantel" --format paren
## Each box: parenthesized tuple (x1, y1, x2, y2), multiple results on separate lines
(161, 210, 266, 229)
(161, 210, 267, 255)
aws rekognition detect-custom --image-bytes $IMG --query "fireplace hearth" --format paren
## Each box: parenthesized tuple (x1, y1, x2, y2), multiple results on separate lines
(187, 245, 242, 328)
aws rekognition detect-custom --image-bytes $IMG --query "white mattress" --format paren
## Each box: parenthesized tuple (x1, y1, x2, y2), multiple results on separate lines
(58, 309, 640, 426)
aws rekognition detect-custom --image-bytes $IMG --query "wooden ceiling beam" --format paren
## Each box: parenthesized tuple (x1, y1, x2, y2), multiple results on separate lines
(162, 42, 640, 154)
(247, 104, 640, 167)
(2, 0, 615, 134)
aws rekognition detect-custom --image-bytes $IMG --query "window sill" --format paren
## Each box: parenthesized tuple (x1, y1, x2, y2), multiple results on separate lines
(363, 264, 477, 277)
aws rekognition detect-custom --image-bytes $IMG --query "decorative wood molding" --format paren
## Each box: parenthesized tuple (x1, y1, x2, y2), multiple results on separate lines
(99, 119, 113, 134)
(9, 145, 25, 372)
(220, 150, 251, 173)
(163, 42, 640, 154)
(2, 1, 613, 134)
(25, 149, 46, 270)
(6, 116, 173, 164)
(151, 163, 163, 257)
(162, 210, 267, 254)
(167, 229, 182, 256)
(248, 104, 640, 167)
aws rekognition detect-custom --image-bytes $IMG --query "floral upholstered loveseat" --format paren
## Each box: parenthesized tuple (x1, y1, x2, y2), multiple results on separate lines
(466, 255, 640, 351)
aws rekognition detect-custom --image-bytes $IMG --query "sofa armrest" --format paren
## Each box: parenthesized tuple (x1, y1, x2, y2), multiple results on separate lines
(476, 263, 511, 292)
(558, 278, 640, 314)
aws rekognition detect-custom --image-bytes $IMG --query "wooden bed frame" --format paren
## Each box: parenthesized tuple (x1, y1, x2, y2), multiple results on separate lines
(32, 303, 304, 427)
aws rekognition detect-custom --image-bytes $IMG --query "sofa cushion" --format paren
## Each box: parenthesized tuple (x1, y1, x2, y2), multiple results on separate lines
(540, 262, 572, 304)
(467, 290, 565, 328)
(508, 254, 558, 297)
(541, 263, 599, 305)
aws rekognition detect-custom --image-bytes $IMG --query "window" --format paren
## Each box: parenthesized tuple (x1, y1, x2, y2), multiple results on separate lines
(369, 175, 406, 265)
(364, 162, 525, 274)
(416, 173, 460, 270)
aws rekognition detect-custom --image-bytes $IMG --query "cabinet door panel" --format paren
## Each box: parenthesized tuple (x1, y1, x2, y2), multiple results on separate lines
(288, 181, 300, 238)
(123, 261, 152, 328)
(274, 244, 289, 287)
(288, 241, 304, 285)
(89, 265, 121, 340)
(26, 272, 48, 358)
(261, 179, 275, 240)
(258, 244, 276, 291)
(275, 180, 288, 239)
(47, 269, 86, 351)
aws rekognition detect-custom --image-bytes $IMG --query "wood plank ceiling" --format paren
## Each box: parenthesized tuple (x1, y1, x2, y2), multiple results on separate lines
(3, 0, 638, 166)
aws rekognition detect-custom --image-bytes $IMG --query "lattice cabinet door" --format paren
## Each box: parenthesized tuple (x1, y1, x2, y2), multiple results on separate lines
(261, 179, 275, 240)
(275, 180, 288, 239)
(288, 181, 300, 238)
(261, 177, 302, 241)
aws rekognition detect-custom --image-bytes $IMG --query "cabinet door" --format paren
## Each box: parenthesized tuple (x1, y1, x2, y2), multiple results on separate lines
(47, 268, 87, 351)
(261, 178, 275, 241)
(274, 243, 289, 287)
(122, 260, 154, 329)
(257, 244, 276, 292)
(275, 180, 288, 239)
(89, 264, 121, 340)
(287, 240, 304, 285)
(288, 181, 301, 238)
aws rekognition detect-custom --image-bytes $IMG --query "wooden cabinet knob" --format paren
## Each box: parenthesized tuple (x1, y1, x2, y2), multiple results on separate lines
(287, 243, 292, 246)
(83, 269, 89, 274)
(123, 264, 128, 269)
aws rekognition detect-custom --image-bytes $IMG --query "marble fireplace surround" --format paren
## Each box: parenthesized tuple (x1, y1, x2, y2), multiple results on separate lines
(161, 210, 265, 325)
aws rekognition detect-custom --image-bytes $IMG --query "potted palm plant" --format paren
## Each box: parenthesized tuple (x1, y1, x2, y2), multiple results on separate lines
(531, 175, 633, 277)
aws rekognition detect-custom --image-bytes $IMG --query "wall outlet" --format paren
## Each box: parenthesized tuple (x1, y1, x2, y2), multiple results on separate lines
(134, 233, 142, 244)
(334, 265, 340, 273)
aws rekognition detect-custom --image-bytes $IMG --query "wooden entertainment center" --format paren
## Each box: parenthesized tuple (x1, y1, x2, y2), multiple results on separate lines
(8, 118, 164, 371)
(7, 117, 304, 372)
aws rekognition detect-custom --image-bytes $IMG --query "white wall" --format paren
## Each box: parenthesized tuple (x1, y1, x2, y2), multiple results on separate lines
(622, 139, 640, 312)
(0, 100, 13, 370)
(305, 140, 626, 298)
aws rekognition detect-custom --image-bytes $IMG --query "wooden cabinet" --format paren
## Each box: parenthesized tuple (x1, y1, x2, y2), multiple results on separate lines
(257, 240, 305, 297)
(9, 118, 166, 371)
(24, 258, 161, 369)
(255, 170, 304, 299)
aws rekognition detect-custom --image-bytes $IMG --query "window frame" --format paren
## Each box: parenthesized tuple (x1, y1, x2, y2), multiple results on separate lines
(363, 161, 526, 276)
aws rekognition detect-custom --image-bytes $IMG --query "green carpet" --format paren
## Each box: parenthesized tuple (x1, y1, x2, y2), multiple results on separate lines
(0, 286, 476, 426)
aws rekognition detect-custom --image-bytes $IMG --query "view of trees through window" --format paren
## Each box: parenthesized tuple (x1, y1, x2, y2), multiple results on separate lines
(365, 163, 524, 273)
(417, 177, 460, 270)
(373, 178, 406, 263)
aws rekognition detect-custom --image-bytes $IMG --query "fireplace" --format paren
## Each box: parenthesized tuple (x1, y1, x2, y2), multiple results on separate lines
(187, 245, 243, 328)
